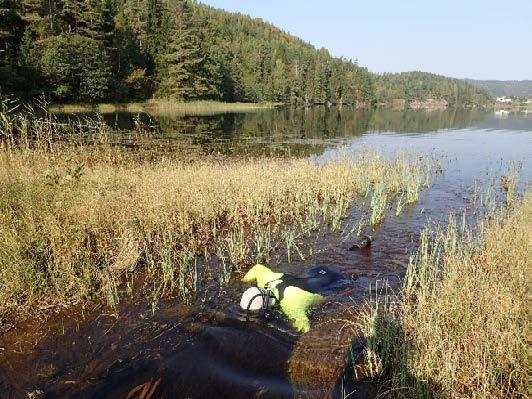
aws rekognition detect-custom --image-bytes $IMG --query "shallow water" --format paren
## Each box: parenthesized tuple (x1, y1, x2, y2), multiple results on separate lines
(1, 108, 530, 398)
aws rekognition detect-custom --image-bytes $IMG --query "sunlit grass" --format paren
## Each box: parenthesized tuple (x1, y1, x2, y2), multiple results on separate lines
(356, 193, 530, 398)
(0, 102, 434, 324)
(47, 100, 280, 116)
(501, 162, 521, 206)
(370, 182, 388, 225)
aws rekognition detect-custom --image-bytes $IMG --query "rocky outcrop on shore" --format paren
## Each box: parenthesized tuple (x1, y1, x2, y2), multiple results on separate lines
(409, 98, 448, 110)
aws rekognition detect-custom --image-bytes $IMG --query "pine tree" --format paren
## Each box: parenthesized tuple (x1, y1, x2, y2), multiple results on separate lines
(0, 0, 25, 95)
(59, 0, 85, 33)
(20, 0, 45, 37)
(313, 51, 330, 104)
(89, 0, 116, 44)
(0, 0, 24, 57)
(1, 0, 493, 106)
(270, 58, 287, 102)
(145, 0, 162, 56)
(157, 0, 210, 100)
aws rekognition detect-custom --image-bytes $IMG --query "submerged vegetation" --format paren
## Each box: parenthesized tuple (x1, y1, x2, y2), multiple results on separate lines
(0, 102, 433, 324)
(358, 192, 530, 398)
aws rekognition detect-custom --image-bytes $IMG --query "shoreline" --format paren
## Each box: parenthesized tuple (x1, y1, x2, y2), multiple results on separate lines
(47, 100, 283, 114)
(47, 99, 496, 114)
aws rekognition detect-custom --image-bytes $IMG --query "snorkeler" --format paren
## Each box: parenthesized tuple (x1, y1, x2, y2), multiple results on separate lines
(240, 264, 342, 333)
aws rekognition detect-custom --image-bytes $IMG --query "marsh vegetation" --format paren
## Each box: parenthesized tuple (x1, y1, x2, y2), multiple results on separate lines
(0, 101, 433, 325)
(0, 98, 529, 399)
(357, 192, 529, 398)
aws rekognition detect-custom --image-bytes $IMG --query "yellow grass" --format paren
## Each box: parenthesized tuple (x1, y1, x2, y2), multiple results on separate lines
(0, 153, 427, 320)
(0, 103, 433, 325)
(47, 100, 280, 115)
(358, 193, 530, 398)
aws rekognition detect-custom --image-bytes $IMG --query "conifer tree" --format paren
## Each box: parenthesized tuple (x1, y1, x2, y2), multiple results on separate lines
(0, 0, 24, 56)
(157, 0, 209, 100)
(1, 0, 492, 105)
(145, 0, 163, 60)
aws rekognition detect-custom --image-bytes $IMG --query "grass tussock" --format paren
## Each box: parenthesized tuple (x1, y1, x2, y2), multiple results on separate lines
(0, 100, 433, 324)
(359, 194, 530, 398)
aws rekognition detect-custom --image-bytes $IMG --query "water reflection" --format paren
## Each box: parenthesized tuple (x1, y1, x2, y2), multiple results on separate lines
(59, 107, 498, 156)
(151, 107, 489, 141)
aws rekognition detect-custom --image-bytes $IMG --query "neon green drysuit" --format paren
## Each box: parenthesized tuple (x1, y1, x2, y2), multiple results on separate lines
(242, 264, 323, 333)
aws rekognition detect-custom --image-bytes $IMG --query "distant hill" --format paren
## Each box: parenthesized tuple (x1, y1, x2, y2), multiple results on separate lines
(467, 80, 532, 97)
(375, 72, 493, 108)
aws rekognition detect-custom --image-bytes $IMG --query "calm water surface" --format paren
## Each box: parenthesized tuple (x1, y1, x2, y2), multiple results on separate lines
(1, 108, 530, 399)
(93, 107, 531, 183)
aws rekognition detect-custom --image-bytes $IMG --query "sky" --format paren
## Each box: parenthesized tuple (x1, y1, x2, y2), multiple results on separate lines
(198, 0, 532, 80)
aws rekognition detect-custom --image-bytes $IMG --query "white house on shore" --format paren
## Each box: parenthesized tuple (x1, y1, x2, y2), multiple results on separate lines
(496, 96, 512, 104)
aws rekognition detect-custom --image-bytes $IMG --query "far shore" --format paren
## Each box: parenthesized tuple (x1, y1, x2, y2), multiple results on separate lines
(47, 100, 283, 115)
(47, 98, 499, 115)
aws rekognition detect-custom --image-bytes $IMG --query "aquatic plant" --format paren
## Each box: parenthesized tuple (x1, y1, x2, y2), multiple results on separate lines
(501, 163, 521, 206)
(404, 168, 422, 204)
(0, 108, 435, 324)
(178, 251, 197, 303)
(282, 228, 305, 263)
(253, 225, 273, 264)
(216, 246, 232, 288)
(395, 192, 406, 216)
(225, 226, 249, 272)
(357, 193, 530, 398)
(370, 182, 388, 226)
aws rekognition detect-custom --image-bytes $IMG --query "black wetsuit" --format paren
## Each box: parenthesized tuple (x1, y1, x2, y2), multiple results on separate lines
(274, 266, 347, 301)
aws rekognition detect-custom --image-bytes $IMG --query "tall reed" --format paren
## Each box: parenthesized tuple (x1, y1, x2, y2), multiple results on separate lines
(358, 194, 530, 398)
(0, 105, 434, 323)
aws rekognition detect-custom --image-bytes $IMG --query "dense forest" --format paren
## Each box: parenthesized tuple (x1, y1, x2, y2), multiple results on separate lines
(374, 72, 493, 107)
(0, 0, 492, 107)
(466, 79, 532, 97)
(0, 0, 374, 105)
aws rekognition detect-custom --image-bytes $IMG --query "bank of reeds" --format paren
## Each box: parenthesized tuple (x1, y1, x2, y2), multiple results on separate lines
(358, 193, 530, 398)
(47, 100, 280, 116)
(0, 101, 433, 324)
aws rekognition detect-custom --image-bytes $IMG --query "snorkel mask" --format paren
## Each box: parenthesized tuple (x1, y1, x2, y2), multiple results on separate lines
(240, 287, 276, 314)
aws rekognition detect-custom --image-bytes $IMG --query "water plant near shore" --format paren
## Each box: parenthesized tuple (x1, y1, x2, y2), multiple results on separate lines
(0, 106, 435, 324)
(501, 162, 521, 206)
(357, 193, 529, 398)
(370, 182, 388, 226)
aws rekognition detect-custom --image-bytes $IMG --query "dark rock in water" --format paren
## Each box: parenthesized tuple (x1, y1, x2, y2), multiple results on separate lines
(348, 235, 372, 251)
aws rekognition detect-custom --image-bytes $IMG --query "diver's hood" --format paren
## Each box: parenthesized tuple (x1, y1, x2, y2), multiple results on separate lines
(240, 287, 276, 312)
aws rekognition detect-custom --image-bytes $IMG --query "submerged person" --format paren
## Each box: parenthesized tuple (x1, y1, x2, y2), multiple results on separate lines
(240, 264, 344, 333)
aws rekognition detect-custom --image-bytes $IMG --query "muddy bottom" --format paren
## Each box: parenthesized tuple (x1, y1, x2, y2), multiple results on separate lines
(0, 180, 467, 399)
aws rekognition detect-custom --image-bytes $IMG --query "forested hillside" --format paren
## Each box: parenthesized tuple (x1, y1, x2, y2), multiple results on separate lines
(0, 0, 373, 104)
(0, 0, 491, 107)
(466, 80, 532, 97)
(374, 72, 493, 107)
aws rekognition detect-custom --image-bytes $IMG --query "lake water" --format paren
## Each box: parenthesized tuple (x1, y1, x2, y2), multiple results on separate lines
(84, 106, 531, 176)
(92, 106, 531, 197)
(1, 107, 530, 399)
